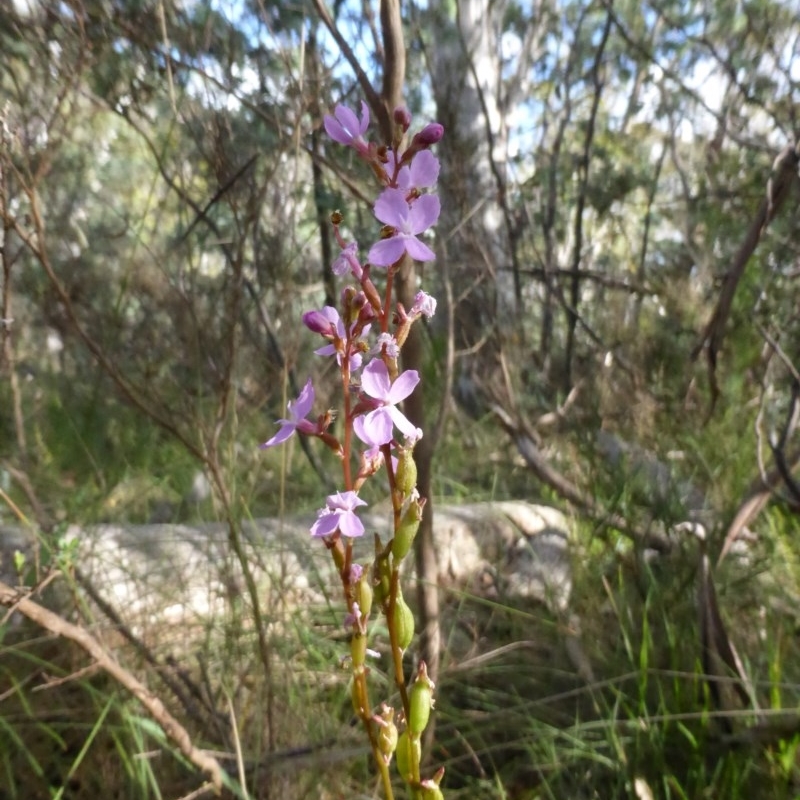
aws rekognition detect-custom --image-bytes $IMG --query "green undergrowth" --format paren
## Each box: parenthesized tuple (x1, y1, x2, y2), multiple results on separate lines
(3, 501, 800, 799)
(3, 396, 800, 799)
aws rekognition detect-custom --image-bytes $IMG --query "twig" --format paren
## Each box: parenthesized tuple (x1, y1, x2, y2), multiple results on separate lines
(0, 579, 225, 793)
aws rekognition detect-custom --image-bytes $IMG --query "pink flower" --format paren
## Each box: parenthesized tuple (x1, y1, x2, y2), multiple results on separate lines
(260, 379, 317, 448)
(385, 150, 440, 192)
(310, 490, 368, 538)
(324, 102, 370, 154)
(354, 359, 420, 446)
(368, 188, 440, 267)
(331, 242, 362, 279)
(306, 305, 368, 371)
(410, 291, 437, 319)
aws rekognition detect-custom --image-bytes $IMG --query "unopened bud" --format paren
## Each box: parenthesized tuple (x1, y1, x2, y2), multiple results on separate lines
(393, 106, 412, 132)
(412, 123, 444, 149)
(302, 309, 333, 335)
(408, 661, 434, 736)
(395, 729, 421, 783)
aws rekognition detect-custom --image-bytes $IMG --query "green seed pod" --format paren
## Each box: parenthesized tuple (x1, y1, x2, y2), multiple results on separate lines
(372, 535, 392, 605)
(391, 498, 422, 561)
(408, 662, 435, 736)
(395, 729, 421, 784)
(418, 783, 444, 800)
(393, 591, 415, 651)
(355, 572, 373, 618)
(377, 715, 398, 763)
(350, 632, 367, 667)
(395, 446, 418, 497)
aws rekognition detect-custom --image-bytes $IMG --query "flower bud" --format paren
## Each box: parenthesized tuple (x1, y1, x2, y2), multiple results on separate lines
(408, 661, 435, 736)
(412, 123, 444, 148)
(395, 446, 418, 497)
(395, 729, 421, 784)
(393, 590, 415, 651)
(393, 105, 412, 132)
(392, 498, 422, 561)
(302, 309, 333, 335)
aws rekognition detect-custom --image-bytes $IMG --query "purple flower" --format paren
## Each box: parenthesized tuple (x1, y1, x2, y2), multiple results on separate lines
(260, 379, 317, 448)
(331, 242, 362, 279)
(309, 305, 368, 371)
(409, 290, 437, 319)
(368, 188, 440, 267)
(310, 490, 368, 538)
(354, 359, 420, 446)
(386, 150, 440, 192)
(372, 332, 400, 359)
(324, 102, 370, 154)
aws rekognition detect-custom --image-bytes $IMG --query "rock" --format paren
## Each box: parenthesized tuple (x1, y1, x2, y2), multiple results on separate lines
(1, 502, 573, 647)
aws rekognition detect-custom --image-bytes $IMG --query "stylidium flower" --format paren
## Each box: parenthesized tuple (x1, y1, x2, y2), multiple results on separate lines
(410, 290, 437, 319)
(372, 332, 400, 359)
(308, 305, 369, 371)
(324, 102, 370, 154)
(331, 241, 362, 279)
(260, 379, 317, 448)
(310, 490, 368, 538)
(385, 150, 440, 192)
(368, 188, 440, 267)
(354, 359, 420, 446)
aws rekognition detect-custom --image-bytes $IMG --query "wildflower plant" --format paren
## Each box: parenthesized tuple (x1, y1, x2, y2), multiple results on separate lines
(261, 102, 445, 799)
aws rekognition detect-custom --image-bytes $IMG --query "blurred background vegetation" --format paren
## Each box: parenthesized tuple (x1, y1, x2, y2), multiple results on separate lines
(1, 0, 800, 797)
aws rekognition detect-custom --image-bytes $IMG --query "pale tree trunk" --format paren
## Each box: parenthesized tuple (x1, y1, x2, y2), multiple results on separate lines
(429, 0, 514, 413)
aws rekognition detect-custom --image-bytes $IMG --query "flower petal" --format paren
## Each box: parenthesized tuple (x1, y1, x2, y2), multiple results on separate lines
(339, 511, 365, 538)
(361, 359, 391, 400)
(368, 237, 407, 267)
(373, 187, 408, 227)
(310, 512, 340, 538)
(259, 422, 294, 449)
(355, 409, 393, 446)
(403, 237, 436, 262)
(409, 151, 440, 188)
(388, 406, 420, 439)
(407, 194, 441, 235)
(291, 379, 315, 419)
(387, 369, 420, 403)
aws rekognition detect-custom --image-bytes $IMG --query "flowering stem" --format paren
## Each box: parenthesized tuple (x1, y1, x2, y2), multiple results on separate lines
(341, 361, 353, 489)
(382, 269, 395, 333)
(352, 665, 395, 800)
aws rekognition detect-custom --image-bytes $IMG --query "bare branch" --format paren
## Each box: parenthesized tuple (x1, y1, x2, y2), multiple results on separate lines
(0, 580, 226, 793)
